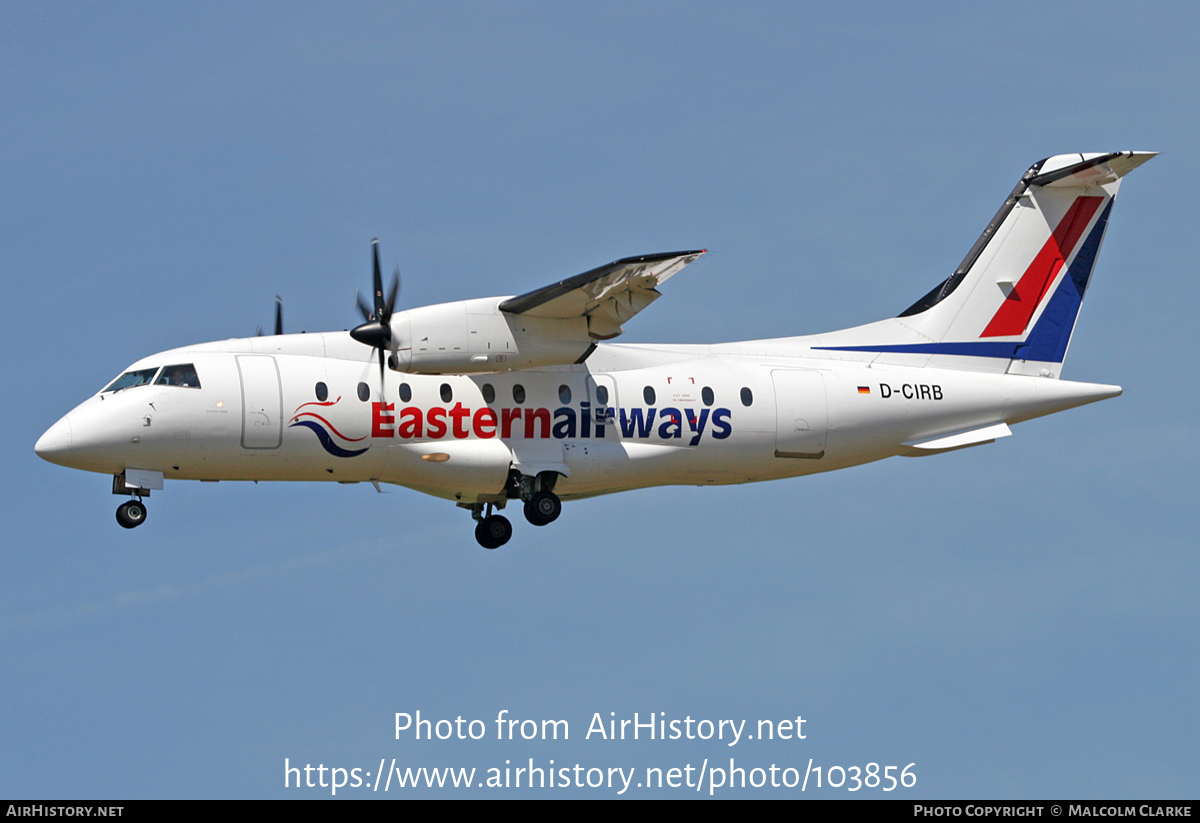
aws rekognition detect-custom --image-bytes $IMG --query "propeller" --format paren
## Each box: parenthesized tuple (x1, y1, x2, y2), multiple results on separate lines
(349, 238, 400, 392)
(256, 295, 284, 336)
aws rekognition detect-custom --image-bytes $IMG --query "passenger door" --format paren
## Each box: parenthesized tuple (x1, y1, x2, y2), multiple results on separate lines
(237, 355, 283, 449)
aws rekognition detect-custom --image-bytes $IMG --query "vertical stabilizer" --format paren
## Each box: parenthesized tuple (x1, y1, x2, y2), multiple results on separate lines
(814, 152, 1155, 377)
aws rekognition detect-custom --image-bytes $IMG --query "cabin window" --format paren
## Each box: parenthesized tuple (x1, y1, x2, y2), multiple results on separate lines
(513, 384, 526, 404)
(558, 384, 572, 404)
(315, 381, 328, 401)
(357, 382, 370, 402)
(702, 386, 714, 406)
(398, 382, 412, 403)
(482, 383, 496, 404)
(103, 368, 159, 393)
(440, 383, 453, 403)
(595, 385, 609, 406)
(740, 387, 753, 406)
(643, 386, 656, 405)
(155, 364, 201, 389)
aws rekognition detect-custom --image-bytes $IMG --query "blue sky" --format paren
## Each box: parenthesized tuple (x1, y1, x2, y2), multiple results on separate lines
(2, 1, 1197, 797)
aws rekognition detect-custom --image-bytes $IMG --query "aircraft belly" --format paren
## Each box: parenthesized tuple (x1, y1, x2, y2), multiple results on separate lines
(557, 429, 780, 494)
(381, 440, 510, 502)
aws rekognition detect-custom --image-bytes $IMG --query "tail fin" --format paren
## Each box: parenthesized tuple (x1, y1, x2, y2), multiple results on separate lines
(817, 152, 1155, 376)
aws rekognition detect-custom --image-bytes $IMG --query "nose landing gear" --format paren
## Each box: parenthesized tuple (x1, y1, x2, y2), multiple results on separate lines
(112, 472, 152, 529)
(116, 499, 147, 529)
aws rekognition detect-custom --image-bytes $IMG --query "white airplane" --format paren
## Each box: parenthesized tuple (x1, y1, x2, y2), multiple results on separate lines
(35, 151, 1154, 548)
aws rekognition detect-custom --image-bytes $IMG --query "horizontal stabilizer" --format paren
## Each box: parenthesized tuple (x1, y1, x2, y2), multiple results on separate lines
(1030, 151, 1157, 187)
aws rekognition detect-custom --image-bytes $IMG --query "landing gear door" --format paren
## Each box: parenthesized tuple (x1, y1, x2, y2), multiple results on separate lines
(771, 369, 827, 458)
(237, 355, 283, 449)
(585, 374, 618, 428)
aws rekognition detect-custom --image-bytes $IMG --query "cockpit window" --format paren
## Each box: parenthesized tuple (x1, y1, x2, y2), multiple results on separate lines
(103, 368, 159, 393)
(155, 363, 201, 388)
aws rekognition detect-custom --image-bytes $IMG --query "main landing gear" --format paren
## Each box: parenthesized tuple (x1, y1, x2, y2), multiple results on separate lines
(524, 491, 561, 527)
(465, 501, 513, 550)
(508, 469, 562, 528)
(475, 512, 513, 550)
(464, 470, 564, 549)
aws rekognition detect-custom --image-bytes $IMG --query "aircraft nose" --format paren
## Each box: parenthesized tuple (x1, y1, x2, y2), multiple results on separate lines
(35, 415, 74, 466)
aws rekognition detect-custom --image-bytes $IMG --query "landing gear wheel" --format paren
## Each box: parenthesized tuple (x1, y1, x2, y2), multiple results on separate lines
(475, 515, 513, 549)
(116, 500, 147, 529)
(524, 491, 561, 526)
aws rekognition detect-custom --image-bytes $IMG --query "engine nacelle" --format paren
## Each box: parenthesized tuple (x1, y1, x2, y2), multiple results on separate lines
(387, 297, 593, 375)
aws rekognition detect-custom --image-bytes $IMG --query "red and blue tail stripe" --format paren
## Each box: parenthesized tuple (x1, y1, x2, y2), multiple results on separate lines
(815, 196, 1113, 363)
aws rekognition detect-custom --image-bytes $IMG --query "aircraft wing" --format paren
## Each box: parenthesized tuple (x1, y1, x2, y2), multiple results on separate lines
(498, 250, 706, 340)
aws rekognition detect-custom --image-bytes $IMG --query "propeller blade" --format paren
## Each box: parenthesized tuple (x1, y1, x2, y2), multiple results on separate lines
(378, 346, 386, 391)
(255, 324, 263, 337)
(355, 289, 373, 322)
(274, 295, 283, 335)
(384, 268, 400, 320)
(372, 238, 385, 321)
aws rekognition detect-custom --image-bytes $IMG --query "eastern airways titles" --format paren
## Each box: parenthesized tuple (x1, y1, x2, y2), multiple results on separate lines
(367, 402, 733, 445)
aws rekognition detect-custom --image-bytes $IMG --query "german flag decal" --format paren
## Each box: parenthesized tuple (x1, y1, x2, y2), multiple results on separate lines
(857, 386, 871, 395)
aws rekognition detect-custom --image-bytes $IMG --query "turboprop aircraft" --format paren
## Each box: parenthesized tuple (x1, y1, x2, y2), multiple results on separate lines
(35, 151, 1154, 548)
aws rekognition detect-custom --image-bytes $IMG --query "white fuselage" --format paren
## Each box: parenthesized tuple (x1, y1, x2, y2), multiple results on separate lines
(36, 330, 1120, 505)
